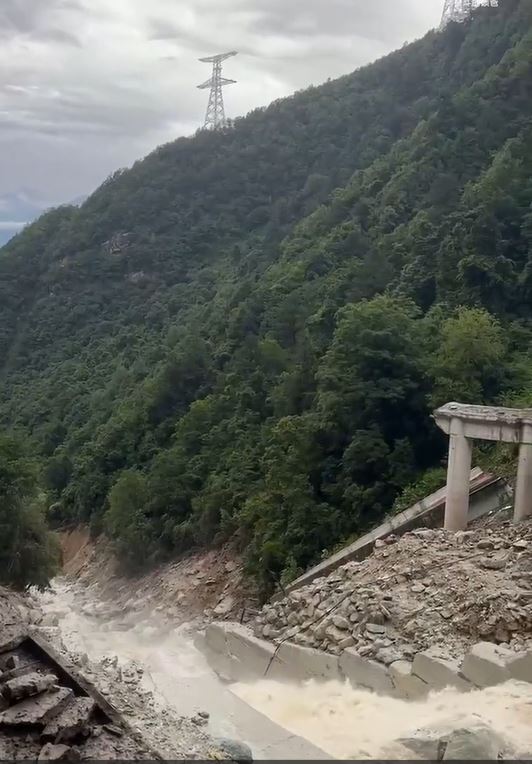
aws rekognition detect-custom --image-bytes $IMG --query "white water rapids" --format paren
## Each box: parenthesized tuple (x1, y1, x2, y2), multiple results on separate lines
(39, 580, 532, 760)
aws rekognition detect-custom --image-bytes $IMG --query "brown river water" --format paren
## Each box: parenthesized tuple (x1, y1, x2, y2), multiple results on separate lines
(39, 580, 532, 760)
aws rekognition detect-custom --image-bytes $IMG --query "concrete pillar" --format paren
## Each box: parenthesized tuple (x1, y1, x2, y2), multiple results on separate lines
(514, 423, 532, 523)
(444, 417, 473, 532)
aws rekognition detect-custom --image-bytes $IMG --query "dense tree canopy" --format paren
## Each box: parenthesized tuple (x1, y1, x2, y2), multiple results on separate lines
(0, 436, 59, 590)
(0, 0, 531, 594)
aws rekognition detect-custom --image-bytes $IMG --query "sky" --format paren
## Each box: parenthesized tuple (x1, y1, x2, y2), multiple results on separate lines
(0, 0, 444, 212)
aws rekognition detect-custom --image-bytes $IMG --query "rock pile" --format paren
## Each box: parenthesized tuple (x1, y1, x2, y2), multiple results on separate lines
(0, 638, 153, 761)
(253, 518, 532, 663)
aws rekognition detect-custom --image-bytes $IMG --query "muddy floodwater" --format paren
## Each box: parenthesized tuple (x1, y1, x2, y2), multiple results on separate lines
(39, 580, 532, 760)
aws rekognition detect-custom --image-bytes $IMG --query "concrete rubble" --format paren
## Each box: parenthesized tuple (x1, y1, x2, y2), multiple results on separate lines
(253, 515, 532, 663)
(0, 587, 246, 761)
(0, 635, 157, 761)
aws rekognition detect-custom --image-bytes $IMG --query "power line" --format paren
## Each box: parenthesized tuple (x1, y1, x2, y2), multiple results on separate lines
(197, 51, 238, 130)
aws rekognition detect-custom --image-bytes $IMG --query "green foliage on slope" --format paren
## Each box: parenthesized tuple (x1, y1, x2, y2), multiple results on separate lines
(0, 0, 531, 593)
(0, 436, 59, 590)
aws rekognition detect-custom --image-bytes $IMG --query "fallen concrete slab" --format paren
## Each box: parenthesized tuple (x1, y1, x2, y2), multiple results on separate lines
(460, 642, 513, 688)
(339, 649, 395, 695)
(389, 660, 429, 700)
(224, 624, 277, 681)
(506, 651, 532, 684)
(0, 688, 73, 727)
(412, 651, 472, 692)
(271, 643, 341, 683)
(204, 623, 532, 703)
(42, 697, 96, 742)
(0, 633, 163, 760)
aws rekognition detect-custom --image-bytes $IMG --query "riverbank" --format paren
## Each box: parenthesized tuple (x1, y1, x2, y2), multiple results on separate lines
(34, 579, 330, 760)
(60, 527, 257, 626)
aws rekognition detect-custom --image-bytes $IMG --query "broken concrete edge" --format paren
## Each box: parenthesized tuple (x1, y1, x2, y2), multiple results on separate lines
(1, 632, 165, 761)
(203, 623, 532, 701)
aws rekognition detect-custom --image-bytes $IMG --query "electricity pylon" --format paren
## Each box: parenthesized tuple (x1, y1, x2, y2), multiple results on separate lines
(197, 51, 237, 130)
(440, 0, 496, 28)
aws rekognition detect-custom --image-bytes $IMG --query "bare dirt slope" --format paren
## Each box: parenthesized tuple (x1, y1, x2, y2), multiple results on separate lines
(60, 529, 258, 627)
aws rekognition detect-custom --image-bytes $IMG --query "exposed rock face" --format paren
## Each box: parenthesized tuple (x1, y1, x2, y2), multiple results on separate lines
(253, 517, 532, 663)
(0, 688, 73, 728)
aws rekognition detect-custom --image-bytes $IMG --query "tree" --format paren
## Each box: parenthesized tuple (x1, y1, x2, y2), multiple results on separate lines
(0, 435, 59, 590)
(429, 307, 507, 406)
(105, 471, 152, 569)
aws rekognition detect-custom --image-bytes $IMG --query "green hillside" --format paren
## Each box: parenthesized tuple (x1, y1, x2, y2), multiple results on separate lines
(1, 0, 531, 592)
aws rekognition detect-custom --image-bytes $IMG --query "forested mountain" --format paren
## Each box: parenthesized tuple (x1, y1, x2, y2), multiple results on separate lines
(1, 0, 531, 593)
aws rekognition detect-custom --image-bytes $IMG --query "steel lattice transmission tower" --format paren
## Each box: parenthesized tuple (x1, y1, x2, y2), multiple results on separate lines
(197, 51, 237, 130)
(440, 0, 496, 28)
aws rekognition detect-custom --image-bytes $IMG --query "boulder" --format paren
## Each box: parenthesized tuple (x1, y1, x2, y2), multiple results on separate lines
(460, 642, 512, 688)
(479, 555, 508, 571)
(365, 623, 385, 635)
(325, 625, 348, 645)
(38, 743, 80, 761)
(397, 733, 444, 760)
(376, 647, 403, 666)
(214, 737, 253, 762)
(332, 615, 350, 631)
(443, 726, 505, 760)
(3, 672, 58, 702)
(214, 595, 235, 617)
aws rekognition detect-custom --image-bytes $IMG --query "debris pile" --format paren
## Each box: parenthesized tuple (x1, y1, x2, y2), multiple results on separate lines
(0, 636, 156, 761)
(253, 518, 532, 662)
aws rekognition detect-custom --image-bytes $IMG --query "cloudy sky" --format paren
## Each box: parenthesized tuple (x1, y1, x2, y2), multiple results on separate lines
(0, 0, 444, 211)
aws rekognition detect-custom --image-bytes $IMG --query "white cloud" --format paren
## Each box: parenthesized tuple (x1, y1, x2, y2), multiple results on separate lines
(0, 220, 26, 230)
(0, 0, 443, 204)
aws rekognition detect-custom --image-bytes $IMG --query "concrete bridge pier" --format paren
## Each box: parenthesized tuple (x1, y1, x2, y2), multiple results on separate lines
(515, 423, 532, 522)
(445, 418, 473, 531)
(434, 402, 532, 529)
